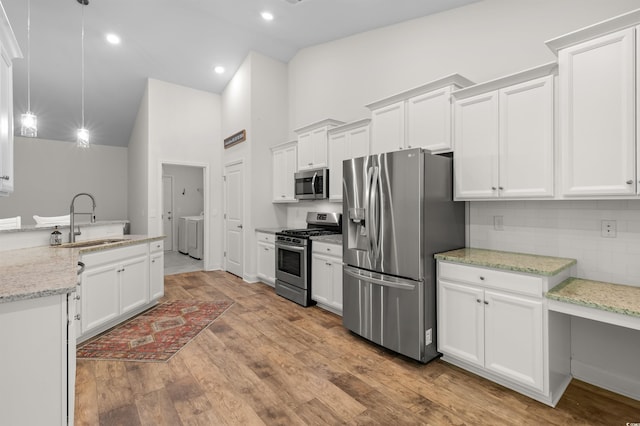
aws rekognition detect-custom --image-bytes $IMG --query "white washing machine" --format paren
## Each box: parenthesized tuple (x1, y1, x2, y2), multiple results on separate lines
(178, 217, 188, 254)
(186, 216, 204, 260)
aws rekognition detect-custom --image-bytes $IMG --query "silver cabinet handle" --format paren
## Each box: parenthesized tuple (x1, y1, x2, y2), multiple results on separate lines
(237, 224, 243, 229)
(326, 262, 332, 266)
(498, 186, 504, 190)
(491, 187, 497, 191)
(0, 175, 9, 180)
(627, 180, 633, 184)
(484, 301, 489, 305)
(479, 276, 485, 281)
(74, 314, 81, 320)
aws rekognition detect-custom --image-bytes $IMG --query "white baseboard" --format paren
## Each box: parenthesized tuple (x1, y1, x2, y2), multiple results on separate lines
(572, 360, 640, 401)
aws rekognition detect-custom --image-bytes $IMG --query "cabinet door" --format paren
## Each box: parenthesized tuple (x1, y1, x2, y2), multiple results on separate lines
(311, 253, 332, 305)
(150, 251, 164, 300)
(407, 87, 453, 153)
(484, 290, 543, 392)
(272, 144, 297, 202)
(437, 279, 484, 367)
(120, 255, 149, 314)
(329, 258, 343, 312)
(310, 127, 328, 168)
(328, 131, 347, 201)
(559, 28, 636, 196)
(454, 92, 499, 199)
(297, 132, 313, 170)
(0, 48, 13, 195)
(348, 126, 370, 159)
(81, 264, 119, 334)
(283, 145, 297, 200)
(0, 295, 68, 425)
(371, 101, 405, 155)
(272, 148, 286, 201)
(499, 76, 554, 198)
(257, 241, 275, 286)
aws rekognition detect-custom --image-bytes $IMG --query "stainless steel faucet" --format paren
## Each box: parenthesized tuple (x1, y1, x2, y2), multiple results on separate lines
(69, 192, 96, 243)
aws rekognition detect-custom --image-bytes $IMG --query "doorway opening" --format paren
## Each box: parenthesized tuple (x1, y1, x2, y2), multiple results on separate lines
(161, 163, 206, 275)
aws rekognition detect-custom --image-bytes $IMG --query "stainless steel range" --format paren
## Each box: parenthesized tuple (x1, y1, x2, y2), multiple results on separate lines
(275, 212, 342, 307)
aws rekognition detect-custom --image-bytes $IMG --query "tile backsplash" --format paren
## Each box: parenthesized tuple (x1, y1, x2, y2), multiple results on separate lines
(469, 200, 640, 287)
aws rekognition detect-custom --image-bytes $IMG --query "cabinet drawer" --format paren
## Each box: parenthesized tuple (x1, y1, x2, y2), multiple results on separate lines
(81, 243, 148, 268)
(150, 240, 164, 253)
(313, 241, 342, 257)
(257, 232, 275, 244)
(438, 261, 542, 298)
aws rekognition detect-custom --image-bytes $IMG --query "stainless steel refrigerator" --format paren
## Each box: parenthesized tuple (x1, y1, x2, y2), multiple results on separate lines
(342, 148, 465, 363)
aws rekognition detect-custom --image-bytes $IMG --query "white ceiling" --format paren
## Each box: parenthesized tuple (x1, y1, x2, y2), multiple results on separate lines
(3, 0, 479, 147)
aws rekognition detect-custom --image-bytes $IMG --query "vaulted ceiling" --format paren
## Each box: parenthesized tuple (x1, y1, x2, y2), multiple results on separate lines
(3, 0, 479, 147)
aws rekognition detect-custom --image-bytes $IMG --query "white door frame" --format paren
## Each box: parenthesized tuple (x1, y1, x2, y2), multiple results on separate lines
(158, 160, 209, 269)
(161, 175, 175, 250)
(223, 158, 245, 279)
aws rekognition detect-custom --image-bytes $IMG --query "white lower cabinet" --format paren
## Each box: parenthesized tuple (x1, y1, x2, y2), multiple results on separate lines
(0, 293, 75, 426)
(150, 240, 165, 299)
(437, 260, 570, 406)
(256, 232, 276, 286)
(311, 241, 343, 315)
(78, 240, 164, 342)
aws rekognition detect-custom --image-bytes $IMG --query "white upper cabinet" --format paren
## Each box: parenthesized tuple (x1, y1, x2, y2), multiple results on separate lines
(0, 9, 22, 197)
(453, 64, 556, 200)
(271, 141, 298, 203)
(327, 119, 370, 201)
(550, 27, 636, 196)
(295, 119, 344, 171)
(366, 74, 474, 155)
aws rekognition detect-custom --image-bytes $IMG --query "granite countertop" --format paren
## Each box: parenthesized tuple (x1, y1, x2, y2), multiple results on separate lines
(546, 277, 640, 318)
(0, 220, 129, 234)
(434, 248, 576, 276)
(0, 235, 163, 304)
(255, 227, 285, 234)
(311, 234, 343, 245)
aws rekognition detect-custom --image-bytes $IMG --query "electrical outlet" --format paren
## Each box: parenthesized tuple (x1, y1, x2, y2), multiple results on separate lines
(494, 215, 504, 231)
(425, 328, 432, 345)
(601, 220, 617, 238)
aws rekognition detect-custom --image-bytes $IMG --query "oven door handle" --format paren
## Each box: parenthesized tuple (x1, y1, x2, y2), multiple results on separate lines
(276, 243, 306, 252)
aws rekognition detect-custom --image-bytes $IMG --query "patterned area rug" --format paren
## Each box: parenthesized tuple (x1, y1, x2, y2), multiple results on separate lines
(77, 299, 233, 362)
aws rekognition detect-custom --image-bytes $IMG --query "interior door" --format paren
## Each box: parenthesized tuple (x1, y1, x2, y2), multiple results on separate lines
(162, 175, 173, 250)
(224, 162, 244, 278)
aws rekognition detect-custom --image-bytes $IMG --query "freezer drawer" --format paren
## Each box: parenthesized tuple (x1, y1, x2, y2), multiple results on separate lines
(343, 265, 431, 362)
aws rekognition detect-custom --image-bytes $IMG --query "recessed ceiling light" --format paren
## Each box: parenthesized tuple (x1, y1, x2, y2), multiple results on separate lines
(214, 66, 225, 75)
(261, 11, 274, 21)
(106, 33, 121, 45)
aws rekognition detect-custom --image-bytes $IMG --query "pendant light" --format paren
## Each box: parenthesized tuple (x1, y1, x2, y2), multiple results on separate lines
(20, 0, 37, 137)
(76, 0, 89, 148)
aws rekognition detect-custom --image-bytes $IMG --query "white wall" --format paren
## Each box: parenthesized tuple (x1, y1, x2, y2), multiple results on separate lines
(146, 79, 222, 270)
(162, 164, 204, 218)
(288, 0, 640, 135)
(222, 51, 289, 281)
(127, 85, 150, 235)
(0, 137, 128, 225)
(285, 0, 640, 400)
(469, 200, 640, 399)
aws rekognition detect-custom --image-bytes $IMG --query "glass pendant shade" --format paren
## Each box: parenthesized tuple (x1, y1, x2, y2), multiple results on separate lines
(20, 112, 37, 137)
(77, 128, 89, 148)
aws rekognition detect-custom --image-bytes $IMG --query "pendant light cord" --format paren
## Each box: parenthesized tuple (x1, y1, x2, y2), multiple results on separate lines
(81, 1, 85, 129)
(26, 0, 31, 112)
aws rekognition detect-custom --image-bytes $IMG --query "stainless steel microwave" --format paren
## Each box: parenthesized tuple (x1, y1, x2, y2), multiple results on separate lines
(294, 168, 329, 200)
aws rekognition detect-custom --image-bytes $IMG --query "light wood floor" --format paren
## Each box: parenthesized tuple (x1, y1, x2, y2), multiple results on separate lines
(75, 271, 640, 425)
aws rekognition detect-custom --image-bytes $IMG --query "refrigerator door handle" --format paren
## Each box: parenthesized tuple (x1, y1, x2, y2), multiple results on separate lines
(369, 166, 380, 259)
(344, 266, 417, 291)
(366, 166, 374, 253)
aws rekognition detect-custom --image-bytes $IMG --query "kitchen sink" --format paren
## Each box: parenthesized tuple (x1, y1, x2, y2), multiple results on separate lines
(55, 238, 126, 248)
